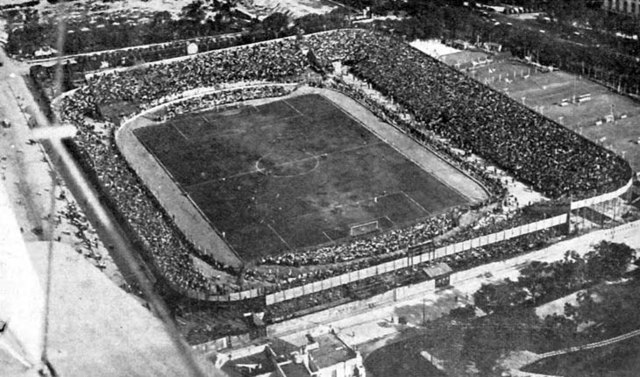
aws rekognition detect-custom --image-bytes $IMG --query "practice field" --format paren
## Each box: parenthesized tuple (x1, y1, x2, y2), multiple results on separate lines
(466, 59, 640, 172)
(134, 94, 468, 261)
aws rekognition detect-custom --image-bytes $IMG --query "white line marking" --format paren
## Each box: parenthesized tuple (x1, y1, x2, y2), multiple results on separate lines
(401, 190, 429, 215)
(384, 215, 396, 226)
(216, 141, 384, 182)
(282, 99, 305, 116)
(170, 122, 189, 141)
(267, 223, 293, 251)
(322, 231, 334, 242)
(200, 115, 212, 126)
(324, 92, 475, 202)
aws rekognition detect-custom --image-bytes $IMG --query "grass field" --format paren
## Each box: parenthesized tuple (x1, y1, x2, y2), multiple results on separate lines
(134, 94, 468, 261)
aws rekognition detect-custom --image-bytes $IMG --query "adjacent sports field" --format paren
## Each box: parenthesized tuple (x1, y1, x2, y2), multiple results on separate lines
(134, 94, 468, 261)
(464, 58, 640, 171)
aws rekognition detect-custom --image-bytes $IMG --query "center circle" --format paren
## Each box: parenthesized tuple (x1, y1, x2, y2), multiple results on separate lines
(256, 152, 321, 178)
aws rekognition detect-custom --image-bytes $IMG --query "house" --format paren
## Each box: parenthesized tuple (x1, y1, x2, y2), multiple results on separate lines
(220, 332, 365, 377)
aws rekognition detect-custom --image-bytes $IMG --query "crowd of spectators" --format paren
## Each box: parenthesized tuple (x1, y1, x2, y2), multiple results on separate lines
(59, 85, 304, 295)
(45, 33, 246, 77)
(85, 38, 307, 107)
(159, 85, 296, 121)
(265, 224, 564, 322)
(324, 78, 507, 199)
(56, 28, 631, 301)
(259, 213, 455, 266)
(243, 206, 561, 293)
(304, 29, 631, 200)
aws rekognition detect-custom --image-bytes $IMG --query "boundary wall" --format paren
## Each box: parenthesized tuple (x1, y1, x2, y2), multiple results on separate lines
(265, 214, 568, 305)
(116, 83, 634, 304)
(570, 179, 633, 210)
(250, 174, 630, 305)
(193, 218, 640, 353)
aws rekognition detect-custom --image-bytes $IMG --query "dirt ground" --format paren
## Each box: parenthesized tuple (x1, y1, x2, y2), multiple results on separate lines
(0, 41, 220, 377)
(0, 51, 124, 287)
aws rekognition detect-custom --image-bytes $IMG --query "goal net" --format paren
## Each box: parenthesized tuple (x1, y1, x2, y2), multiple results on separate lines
(350, 220, 379, 237)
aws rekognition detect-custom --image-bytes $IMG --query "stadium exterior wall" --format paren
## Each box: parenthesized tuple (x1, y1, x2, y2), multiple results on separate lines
(195, 218, 640, 352)
(112, 81, 633, 304)
(264, 213, 569, 305)
(570, 179, 633, 210)
(263, 178, 632, 305)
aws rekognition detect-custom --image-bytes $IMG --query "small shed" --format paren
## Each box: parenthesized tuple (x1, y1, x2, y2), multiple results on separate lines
(423, 263, 453, 288)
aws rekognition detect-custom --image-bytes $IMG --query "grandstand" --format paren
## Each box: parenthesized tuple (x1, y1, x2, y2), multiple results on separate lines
(55, 28, 633, 340)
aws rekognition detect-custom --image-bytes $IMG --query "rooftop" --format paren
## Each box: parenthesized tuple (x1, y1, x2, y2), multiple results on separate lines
(423, 263, 453, 278)
(308, 333, 356, 370)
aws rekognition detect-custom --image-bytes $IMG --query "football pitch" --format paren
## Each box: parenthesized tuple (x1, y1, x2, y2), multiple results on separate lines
(134, 94, 468, 261)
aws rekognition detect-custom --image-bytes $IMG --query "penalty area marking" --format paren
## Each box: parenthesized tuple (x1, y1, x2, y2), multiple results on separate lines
(267, 223, 293, 251)
(400, 190, 429, 216)
(282, 99, 305, 117)
(170, 122, 189, 141)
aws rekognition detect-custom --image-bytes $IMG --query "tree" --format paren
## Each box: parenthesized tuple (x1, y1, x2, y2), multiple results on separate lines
(585, 241, 635, 281)
(555, 250, 588, 291)
(462, 309, 539, 374)
(473, 279, 528, 314)
(539, 313, 578, 350)
(517, 261, 555, 304)
(263, 12, 290, 38)
(181, 0, 206, 22)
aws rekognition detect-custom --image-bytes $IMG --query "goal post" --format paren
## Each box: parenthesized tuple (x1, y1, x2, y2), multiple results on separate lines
(350, 220, 379, 237)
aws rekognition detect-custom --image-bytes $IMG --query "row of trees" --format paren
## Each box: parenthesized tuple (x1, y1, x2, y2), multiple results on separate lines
(473, 241, 635, 315)
(460, 241, 634, 373)
(6, 1, 245, 57)
(5, 0, 353, 58)
(360, 0, 640, 95)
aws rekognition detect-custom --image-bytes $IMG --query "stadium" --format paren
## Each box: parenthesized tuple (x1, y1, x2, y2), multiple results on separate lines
(57, 28, 632, 335)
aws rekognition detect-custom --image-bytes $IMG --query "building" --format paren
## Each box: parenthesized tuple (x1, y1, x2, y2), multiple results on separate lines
(603, 0, 640, 16)
(423, 263, 453, 289)
(220, 332, 366, 377)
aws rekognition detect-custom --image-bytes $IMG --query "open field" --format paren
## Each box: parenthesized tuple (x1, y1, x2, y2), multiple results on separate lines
(135, 94, 470, 261)
(457, 56, 640, 172)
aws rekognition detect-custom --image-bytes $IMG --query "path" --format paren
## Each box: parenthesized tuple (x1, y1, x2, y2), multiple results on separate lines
(501, 326, 640, 377)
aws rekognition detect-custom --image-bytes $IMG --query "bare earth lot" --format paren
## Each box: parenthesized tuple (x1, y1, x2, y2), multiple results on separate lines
(134, 94, 469, 261)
